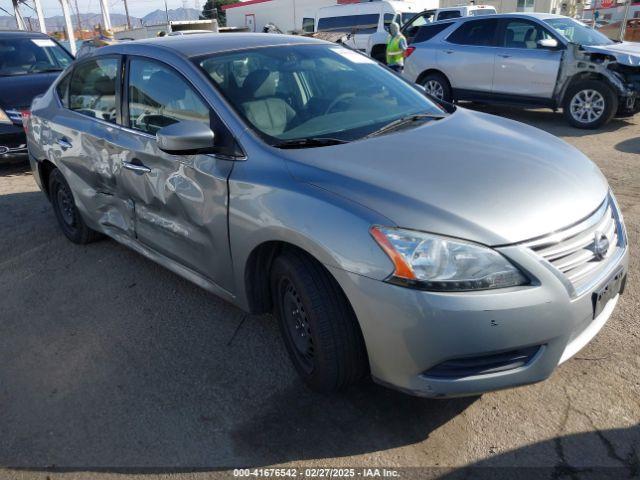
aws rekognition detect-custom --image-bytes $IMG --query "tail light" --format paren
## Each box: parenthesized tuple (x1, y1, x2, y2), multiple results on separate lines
(21, 110, 31, 134)
(404, 46, 416, 58)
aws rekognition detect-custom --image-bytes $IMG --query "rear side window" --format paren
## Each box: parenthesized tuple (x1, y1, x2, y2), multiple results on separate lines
(447, 19, 499, 46)
(317, 14, 380, 34)
(69, 58, 119, 123)
(437, 11, 462, 21)
(414, 22, 453, 43)
(127, 58, 210, 135)
(55, 71, 71, 108)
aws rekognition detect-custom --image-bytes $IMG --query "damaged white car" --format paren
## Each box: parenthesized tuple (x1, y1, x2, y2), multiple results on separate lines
(402, 13, 640, 129)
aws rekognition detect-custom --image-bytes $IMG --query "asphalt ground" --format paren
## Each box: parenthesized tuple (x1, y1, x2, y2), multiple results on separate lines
(0, 105, 638, 480)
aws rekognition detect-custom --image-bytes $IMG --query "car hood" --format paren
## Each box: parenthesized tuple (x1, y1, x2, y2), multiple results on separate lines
(0, 71, 60, 109)
(581, 42, 640, 66)
(283, 108, 609, 246)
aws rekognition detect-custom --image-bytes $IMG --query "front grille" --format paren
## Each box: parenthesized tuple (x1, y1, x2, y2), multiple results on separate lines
(524, 198, 623, 290)
(423, 346, 541, 379)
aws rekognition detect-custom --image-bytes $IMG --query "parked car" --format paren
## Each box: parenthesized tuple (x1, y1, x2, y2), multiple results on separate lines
(0, 30, 72, 161)
(315, 0, 437, 63)
(28, 34, 628, 398)
(403, 13, 640, 128)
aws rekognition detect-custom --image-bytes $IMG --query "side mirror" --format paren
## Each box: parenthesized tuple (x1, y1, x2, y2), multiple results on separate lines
(156, 120, 215, 154)
(538, 38, 559, 49)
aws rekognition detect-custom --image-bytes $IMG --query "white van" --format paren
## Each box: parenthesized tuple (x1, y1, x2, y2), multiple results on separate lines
(315, 0, 437, 62)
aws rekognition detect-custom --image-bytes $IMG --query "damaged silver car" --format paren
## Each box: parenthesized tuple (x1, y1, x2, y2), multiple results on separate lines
(402, 13, 640, 128)
(27, 34, 628, 398)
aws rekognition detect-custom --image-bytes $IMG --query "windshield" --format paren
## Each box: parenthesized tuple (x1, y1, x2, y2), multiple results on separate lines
(544, 18, 614, 46)
(0, 37, 72, 76)
(470, 8, 497, 16)
(198, 44, 445, 145)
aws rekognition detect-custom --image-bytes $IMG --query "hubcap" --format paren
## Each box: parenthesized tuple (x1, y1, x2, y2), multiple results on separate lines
(425, 80, 444, 99)
(570, 89, 605, 124)
(56, 185, 75, 227)
(281, 281, 314, 374)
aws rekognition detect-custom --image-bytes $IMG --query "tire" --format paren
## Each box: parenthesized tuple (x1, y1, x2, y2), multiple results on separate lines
(562, 80, 618, 129)
(270, 249, 368, 392)
(48, 168, 101, 244)
(420, 72, 452, 103)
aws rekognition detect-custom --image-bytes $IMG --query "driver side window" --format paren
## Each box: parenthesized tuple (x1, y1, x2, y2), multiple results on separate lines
(127, 58, 210, 135)
(69, 58, 119, 123)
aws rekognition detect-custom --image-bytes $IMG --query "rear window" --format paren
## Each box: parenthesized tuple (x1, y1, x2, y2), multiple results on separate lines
(447, 19, 498, 46)
(437, 11, 462, 21)
(470, 8, 497, 16)
(0, 37, 72, 76)
(317, 14, 380, 34)
(414, 22, 453, 43)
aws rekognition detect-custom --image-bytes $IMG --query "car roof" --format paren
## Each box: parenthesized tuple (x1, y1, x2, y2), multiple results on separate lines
(0, 30, 50, 39)
(102, 33, 327, 58)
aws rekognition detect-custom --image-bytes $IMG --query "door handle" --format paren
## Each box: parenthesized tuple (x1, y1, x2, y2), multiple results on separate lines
(444, 50, 454, 54)
(57, 138, 72, 150)
(499, 54, 512, 58)
(122, 160, 151, 173)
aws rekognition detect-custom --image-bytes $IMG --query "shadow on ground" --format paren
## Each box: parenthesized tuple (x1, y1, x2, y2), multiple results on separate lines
(0, 189, 476, 470)
(440, 424, 640, 480)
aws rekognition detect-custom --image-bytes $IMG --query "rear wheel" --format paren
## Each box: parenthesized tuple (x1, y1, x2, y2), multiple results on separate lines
(270, 250, 368, 392)
(420, 72, 452, 103)
(49, 169, 101, 244)
(562, 80, 618, 129)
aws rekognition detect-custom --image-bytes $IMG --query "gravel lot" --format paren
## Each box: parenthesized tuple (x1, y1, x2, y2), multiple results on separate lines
(0, 106, 638, 480)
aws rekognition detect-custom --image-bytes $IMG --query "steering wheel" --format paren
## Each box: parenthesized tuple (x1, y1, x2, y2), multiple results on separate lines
(325, 92, 356, 115)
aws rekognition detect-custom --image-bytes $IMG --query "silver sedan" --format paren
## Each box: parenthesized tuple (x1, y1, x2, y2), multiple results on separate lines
(27, 34, 628, 397)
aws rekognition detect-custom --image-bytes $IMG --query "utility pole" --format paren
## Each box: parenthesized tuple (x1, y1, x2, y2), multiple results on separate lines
(74, 0, 82, 31)
(33, 0, 47, 33)
(59, 0, 76, 55)
(164, 0, 170, 25)
(99, 0, 112, 31)
(619, 0, 632, 41)
(123, 0, 132, 30)
(11, 0, 26, 30)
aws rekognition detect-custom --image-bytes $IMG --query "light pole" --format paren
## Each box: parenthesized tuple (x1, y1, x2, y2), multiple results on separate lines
(619, 0, 632, 41)
(99, 0, 112, 31)
(59, 0, 77, 55)
(33, 0, 47, 33)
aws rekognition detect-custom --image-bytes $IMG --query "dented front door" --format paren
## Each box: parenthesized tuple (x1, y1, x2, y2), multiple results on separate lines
(111, 56, 235, 291)
(114, 132, 234, 290)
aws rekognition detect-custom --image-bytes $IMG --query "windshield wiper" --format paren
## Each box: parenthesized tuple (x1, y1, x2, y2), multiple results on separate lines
(364, 113, 445, 139)
(273, 137, 349, 149)
(33, 68, 64, 73)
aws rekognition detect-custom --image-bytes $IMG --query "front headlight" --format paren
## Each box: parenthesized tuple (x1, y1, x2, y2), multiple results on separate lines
(370, 226, 528, 291)
(0, 108, 12, 125)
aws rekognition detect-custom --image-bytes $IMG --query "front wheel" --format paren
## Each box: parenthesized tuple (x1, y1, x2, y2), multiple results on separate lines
(562, 80, 618, 129)
(271, 250, 368, 392)
(420, 72, 452, 103)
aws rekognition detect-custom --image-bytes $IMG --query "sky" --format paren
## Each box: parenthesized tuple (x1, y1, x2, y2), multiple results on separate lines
(4, 0, 204, 19)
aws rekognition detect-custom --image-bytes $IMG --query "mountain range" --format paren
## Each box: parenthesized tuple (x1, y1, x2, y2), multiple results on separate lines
(0, 7, 201, 32)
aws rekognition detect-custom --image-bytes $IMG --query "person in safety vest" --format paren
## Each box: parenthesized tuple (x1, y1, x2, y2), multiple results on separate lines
(386, 22, 407, 73)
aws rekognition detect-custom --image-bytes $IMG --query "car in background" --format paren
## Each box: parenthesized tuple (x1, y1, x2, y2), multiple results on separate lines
(315, 0, 436, 63)
(27, 34, 628, 398)
(0, 30, 72, 161)
(403, 13, 640, 129)
(402, 5, 497, 43)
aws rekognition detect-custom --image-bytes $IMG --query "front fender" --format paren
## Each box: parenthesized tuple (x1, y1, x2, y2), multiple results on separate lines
(227, 157, 395, 311)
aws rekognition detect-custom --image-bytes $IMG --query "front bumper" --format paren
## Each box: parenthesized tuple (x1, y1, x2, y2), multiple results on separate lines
(328, 242, 629, 398)
(0, 124, 27, 160)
